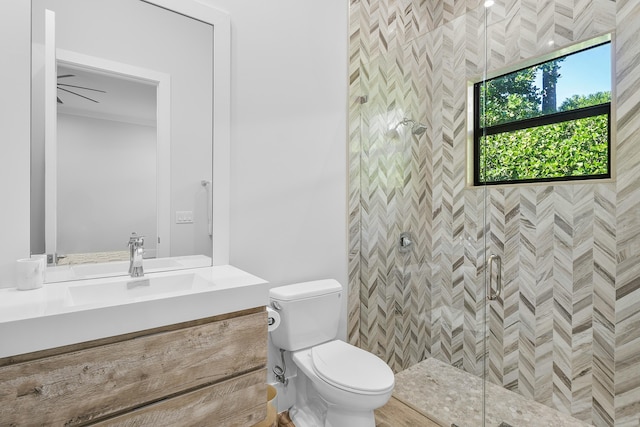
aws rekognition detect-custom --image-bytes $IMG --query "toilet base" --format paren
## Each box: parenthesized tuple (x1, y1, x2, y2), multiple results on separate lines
(289, 372, 378, 427)
(290, 402, 376, 427)
(325, 406, 376, 427)
(289, 371, 327, 427)
(289, 405, 323, 427)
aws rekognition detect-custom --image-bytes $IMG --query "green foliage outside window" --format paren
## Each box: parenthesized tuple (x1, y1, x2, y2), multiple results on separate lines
(475, 41, 611, 185)
(480, 66, 544, 128)
(480, 114, 609, 182)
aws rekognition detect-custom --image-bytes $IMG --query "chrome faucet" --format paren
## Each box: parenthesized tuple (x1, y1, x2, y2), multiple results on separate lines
(128, 232, 145, 277)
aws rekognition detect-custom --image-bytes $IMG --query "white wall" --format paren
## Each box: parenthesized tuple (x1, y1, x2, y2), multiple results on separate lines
(0, 1, 30, 287)
(203, 0, 349, 335)
(0, 0, 349, 338)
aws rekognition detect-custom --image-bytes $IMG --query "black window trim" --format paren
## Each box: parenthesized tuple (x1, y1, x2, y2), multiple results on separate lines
(473, 79, 612, 187)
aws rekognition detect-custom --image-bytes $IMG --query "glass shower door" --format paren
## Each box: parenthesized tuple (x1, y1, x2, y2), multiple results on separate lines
(477, 7, 614, 425)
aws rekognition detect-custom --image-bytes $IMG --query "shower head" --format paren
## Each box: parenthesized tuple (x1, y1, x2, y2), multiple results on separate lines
(412, 124, 427, 136)
(392, 117, 427, 137)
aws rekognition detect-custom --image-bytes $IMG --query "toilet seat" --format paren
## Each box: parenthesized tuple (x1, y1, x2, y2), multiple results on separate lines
(311, 340, 394, 395)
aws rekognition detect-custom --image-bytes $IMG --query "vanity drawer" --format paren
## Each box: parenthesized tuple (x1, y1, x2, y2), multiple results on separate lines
(0, 308, 267, 426)
(93, 369, 267, 427)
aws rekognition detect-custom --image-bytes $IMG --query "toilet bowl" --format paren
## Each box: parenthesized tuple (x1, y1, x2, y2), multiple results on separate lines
(268, 280, 395, 427)
(292, 340, 394, 427)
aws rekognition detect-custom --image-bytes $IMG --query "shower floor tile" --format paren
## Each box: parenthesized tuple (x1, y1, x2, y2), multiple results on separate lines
(392, 358, 590, 427)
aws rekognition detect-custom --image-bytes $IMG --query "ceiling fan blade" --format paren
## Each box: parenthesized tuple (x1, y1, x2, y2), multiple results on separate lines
(57, 74, 75, 79)
(57, 87, 100, 103)
(57, 83, 106, 93)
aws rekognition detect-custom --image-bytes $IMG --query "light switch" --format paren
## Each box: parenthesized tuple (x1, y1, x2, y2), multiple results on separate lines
(176, 211, 194, 224)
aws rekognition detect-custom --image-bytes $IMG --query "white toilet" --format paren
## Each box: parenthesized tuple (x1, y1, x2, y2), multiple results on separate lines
(269, 280, 394, 427)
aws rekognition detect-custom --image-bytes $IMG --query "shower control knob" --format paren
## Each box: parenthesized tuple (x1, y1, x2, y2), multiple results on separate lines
(399, 232, 414, 253)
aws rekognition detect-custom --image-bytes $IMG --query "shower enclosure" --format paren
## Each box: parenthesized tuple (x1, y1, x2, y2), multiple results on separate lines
(348, 1, 639, 426)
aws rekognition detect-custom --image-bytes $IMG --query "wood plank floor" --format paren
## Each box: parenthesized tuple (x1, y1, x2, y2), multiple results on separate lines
(375, 396, 442, 427)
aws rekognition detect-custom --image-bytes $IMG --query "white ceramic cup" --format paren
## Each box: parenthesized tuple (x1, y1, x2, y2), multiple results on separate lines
(16, 258, 44, 290)
(30, 254, 48, 282)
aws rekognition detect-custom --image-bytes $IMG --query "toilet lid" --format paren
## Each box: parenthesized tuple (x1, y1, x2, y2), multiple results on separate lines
(311, 340, 394, 393)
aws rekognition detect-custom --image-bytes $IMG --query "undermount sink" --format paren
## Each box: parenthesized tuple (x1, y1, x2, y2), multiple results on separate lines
(68, 272, 212, 306)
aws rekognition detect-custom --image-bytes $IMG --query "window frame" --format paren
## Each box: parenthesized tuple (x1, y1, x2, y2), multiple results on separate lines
(471, 35, 613, 187)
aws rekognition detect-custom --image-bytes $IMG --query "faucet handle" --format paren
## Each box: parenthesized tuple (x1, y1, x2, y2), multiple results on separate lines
(128, 232, 144, 246)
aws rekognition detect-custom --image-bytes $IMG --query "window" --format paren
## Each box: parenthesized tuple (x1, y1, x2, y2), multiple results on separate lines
(473, 36, 612, 185)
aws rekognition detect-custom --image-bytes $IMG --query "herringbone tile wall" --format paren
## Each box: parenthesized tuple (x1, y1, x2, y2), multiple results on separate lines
(348, 0, 640, 425)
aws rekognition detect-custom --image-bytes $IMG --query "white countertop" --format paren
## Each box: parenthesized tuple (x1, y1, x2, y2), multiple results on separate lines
(0, 265, 268, 358)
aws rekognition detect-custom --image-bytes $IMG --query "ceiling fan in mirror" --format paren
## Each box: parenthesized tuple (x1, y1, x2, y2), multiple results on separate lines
(57, 74, 106, 104)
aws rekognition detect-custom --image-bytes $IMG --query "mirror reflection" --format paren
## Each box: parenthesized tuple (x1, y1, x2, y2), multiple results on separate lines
(56, 64, 158, 262)
(30, 0, 214, 282)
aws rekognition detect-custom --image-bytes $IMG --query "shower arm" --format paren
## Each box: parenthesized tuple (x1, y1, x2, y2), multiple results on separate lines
(393, 118, 415, 130)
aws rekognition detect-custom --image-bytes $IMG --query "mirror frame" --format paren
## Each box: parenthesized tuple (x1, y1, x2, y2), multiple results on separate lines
(144, 0, 231, 266)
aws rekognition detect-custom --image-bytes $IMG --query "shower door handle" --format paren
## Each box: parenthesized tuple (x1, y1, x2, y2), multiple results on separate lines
(487, 254, 502, 301)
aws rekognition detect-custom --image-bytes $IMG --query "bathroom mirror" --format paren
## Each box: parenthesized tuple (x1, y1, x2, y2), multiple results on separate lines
(30, 0, 230, 282)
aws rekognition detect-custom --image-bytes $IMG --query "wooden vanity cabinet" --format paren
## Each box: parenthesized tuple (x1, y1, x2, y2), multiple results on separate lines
(0, 307, 268, 426)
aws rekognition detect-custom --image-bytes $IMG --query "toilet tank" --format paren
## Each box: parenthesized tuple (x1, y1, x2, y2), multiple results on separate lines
(269, 279, 342, 351)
